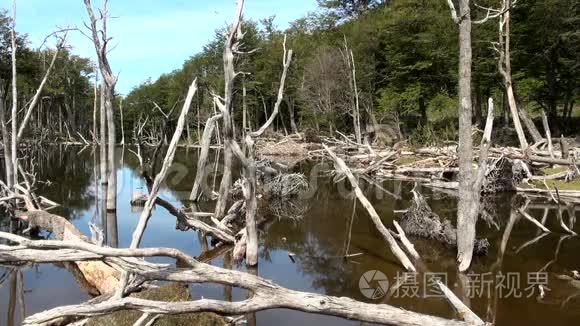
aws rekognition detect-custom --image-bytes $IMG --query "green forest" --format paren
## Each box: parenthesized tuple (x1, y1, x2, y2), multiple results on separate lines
(0, 0, 578, 145)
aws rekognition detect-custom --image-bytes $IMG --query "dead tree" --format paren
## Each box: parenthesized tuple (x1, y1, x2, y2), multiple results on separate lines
(10, 0, 17, 187)
(84, 0, 118, 211)
(211, 0, 293, 266)
(0, 232, 474, 326)
(493, 0, 528, 150)
(341, 37, 362, 144)
(446, 0, 505, 271)
(541, 110, 554, 158)
(1, 1, 67, 189)
(189, 113, 223, 201)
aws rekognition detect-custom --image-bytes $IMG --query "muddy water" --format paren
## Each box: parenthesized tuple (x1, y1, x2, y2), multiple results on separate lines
(1, 146, 579, 325)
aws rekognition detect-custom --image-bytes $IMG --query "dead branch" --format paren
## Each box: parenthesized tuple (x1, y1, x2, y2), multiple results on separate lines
(3, 237, 471, 326)
(323, 144, 416, 271)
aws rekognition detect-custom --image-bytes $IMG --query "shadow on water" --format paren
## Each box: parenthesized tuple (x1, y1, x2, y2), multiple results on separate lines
(1, 145, 580, 325)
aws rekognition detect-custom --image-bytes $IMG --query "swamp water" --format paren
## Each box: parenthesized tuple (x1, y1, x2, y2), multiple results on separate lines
(1, 146, 579, 325)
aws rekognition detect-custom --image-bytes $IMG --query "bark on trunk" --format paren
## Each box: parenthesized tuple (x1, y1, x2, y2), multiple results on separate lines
(455, 0, 477, 272)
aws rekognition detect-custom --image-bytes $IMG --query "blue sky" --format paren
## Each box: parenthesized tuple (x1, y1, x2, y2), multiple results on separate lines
(7, 0, 318, 94)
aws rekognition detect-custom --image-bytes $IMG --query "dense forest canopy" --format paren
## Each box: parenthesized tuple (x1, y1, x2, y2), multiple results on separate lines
(123, 0, 578, 145)
(0, 10, 95, 141)
(0, 0, 578, 144)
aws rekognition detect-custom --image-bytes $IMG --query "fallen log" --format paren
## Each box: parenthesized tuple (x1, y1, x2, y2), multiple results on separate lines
(323, 144, 416, 272)
(16, 211, 119, 295)
(2, 237, 473, 326)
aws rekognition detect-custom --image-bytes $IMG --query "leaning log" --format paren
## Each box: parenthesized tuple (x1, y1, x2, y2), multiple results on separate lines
(323, 144, 416, 272)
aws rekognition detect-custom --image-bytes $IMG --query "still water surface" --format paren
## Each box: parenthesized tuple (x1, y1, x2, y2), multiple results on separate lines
(1, 145, 579, 325)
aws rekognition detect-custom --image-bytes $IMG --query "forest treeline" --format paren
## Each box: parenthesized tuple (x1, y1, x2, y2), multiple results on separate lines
(0, 11, 95, 142)
(1, 0, 578, 145)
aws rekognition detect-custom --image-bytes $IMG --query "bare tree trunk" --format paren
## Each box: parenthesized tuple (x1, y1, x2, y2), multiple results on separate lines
(560, 136, 569, 160)
(119, 98, 125, 145)
(447, 0, 486, 272)
(213, 1, 246, 220)
(518, 104, 542, 143)
(286, 98, 299, 134)
(10, 0, 18, 187)
(455, 0, 477, 272)
(104, 55, 116, 211)
(242, 78, 247, 137)
(541, 110, 554, 158)
(17, 36, 66, 142)
(252, 37, 292, 136)
(92, 71, 98, 142)
(99, 80, 107, 185)
(498, 0, 528, 150)
(349, 49, 362, 144)
(84, 0, 119, 211)
(0, 83, 14, 188)
(243, 138, 259, 265)
(190, 114, 222, 201)
(213, 2, 293, 266)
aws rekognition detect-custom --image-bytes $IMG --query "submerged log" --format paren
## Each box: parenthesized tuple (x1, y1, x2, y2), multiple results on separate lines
(16, 211, 119, 294)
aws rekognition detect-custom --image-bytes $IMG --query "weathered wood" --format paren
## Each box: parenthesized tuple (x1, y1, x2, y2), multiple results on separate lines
(118, 78, 198, 297)
(323, 144, 416, 272)
(11, 211, 119, 295)
(560, 136, 570, 160)
(5, 239, 471, 326)
(189, 113, 222, 201)
(392, 221, 419, 260)
(517, 209, 551, 233)
(541, 110, 554, 158)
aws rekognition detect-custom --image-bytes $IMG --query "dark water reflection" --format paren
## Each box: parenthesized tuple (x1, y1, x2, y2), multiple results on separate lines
(1, 145, 579, 325)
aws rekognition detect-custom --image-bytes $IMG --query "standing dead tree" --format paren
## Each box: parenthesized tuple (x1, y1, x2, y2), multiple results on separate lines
(209, 0, 292, 266)
(446, 0, 505, 271)
(1, 1, 68, 190)
(84, 0, 118, 212)
(341, 37, 362, 144)
(189, 113, 223, 201)
(491, 0, 529, 150)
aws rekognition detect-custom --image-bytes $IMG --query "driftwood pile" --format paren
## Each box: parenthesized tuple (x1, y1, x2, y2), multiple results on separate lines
(306, 133, 580, 203)
(400, 186, 490, 255)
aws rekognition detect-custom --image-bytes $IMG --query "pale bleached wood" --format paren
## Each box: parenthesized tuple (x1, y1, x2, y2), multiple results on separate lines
(541, 110, 554, 158)
(189, 113, 222, 201)
(393, 221, 419, 260)
(436, 280, 485, 325)
(517, 208, 551, 233)
(116, 78, 198, 297)
(3, 237, 471, 326)
(17, 35, 67, 141)
(323, 144, 416, 272)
